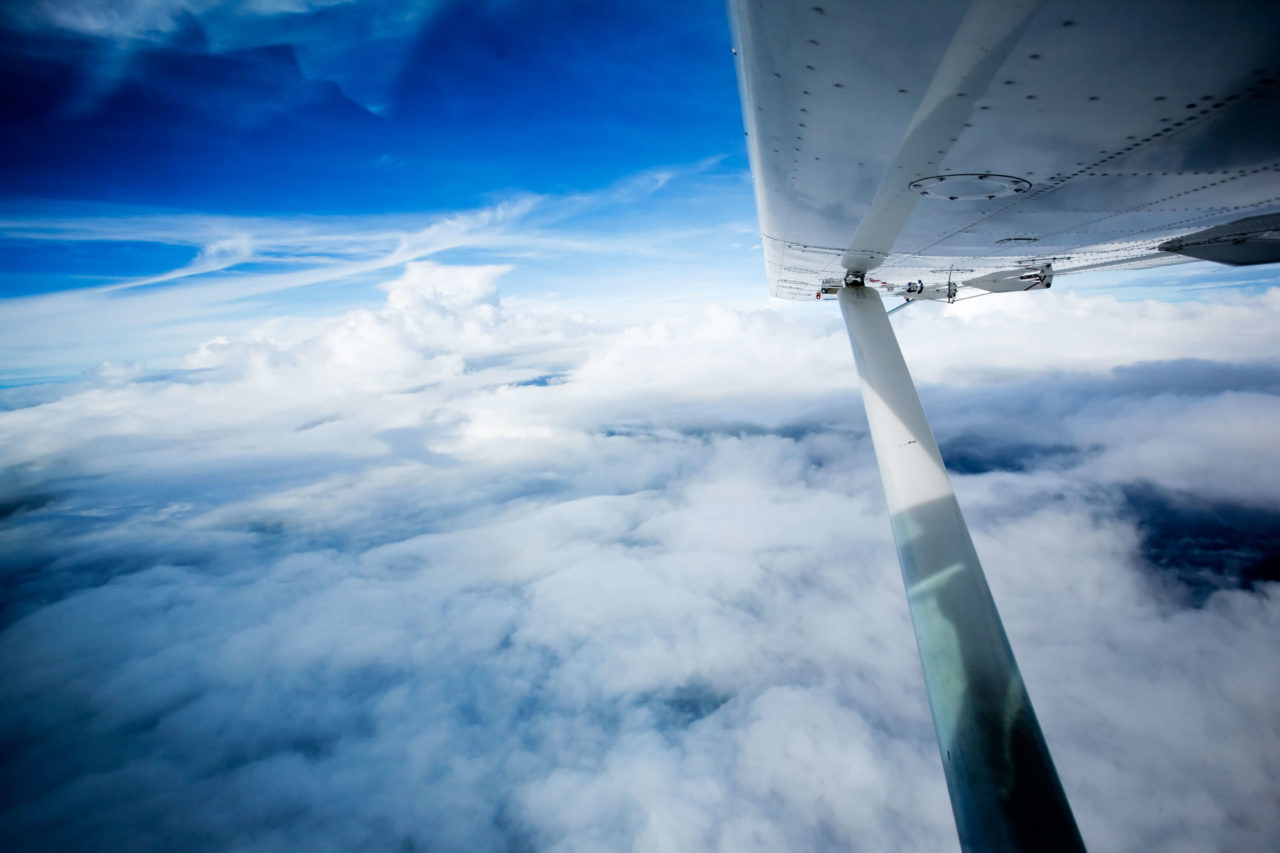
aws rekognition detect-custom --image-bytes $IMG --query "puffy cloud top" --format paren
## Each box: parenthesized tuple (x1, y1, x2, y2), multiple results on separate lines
(3, 266, 1280, 851)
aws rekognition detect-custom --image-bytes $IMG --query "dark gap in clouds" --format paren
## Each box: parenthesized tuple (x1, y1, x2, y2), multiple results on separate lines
(938, 434, 1081, 475)
(0, 382, 84, 407)
(654, 682, 732, 728)
(392, 382, 445, 396)
(465, 353, 522, 373)
(375, 427, 456, 464)
(295, 414, 344, 431)
(603, 420, 858, 443)
(0, 517, 228, 628)
(602, 424, 669, 439)
(513, 374, 568, 387)
(0, 454, 399, 626)
(205, 723, 357, 778)
(1, 447, 618, 628)
(923, 358, 1280, 429)
(0, 491, 55, 521)
(1121, 482, 1280, 606)
(74, 451, 384, 515)
(491, 801, 541, 853)
(1106, 359, 1280, 397)
(776, 422, 852, 442)
(676, 423, 809, 440)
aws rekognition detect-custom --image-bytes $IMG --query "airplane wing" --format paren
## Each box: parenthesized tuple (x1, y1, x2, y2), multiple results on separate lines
(726, 3, 1280, 850)
(729, 0, 1280, 301)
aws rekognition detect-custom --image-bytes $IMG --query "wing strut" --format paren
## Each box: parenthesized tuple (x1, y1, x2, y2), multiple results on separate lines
(838, 283, 1086, 852)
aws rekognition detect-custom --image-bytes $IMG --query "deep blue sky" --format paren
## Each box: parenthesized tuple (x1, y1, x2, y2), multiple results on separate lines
(0, 1, 743, 215)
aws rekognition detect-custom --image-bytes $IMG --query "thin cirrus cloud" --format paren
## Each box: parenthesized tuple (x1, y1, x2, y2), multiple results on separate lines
(0, 161, 757, 384)
(2, 259, 1279, 851)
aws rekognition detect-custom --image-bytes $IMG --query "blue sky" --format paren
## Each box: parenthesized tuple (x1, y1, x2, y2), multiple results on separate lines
(3, 3, 1280, 851)
(0, 0, 772, 386)
(0, 0, 749, 302)
(1, 0, 742, 213)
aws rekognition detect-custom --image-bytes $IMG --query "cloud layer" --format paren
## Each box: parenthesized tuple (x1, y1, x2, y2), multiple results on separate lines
(3, 265, 1279, 851)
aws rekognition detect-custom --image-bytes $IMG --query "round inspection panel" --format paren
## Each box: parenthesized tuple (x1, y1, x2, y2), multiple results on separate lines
(908, 173, 1032, 200)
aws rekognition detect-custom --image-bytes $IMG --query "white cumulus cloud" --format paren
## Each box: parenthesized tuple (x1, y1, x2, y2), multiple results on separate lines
(2, 263, 1279, 851)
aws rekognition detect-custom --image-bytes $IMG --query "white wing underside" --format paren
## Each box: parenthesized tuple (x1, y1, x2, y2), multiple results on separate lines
(729, 0, 1280, 300)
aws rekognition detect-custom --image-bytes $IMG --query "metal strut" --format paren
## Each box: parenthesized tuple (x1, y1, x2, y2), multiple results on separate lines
(837, 284, 1085, 853)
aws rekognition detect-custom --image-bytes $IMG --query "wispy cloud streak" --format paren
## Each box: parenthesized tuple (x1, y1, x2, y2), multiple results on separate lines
(0, 164, 758, 383)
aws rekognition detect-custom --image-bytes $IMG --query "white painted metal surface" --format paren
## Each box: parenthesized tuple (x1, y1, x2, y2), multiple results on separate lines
(729, 0, 1280, 299)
